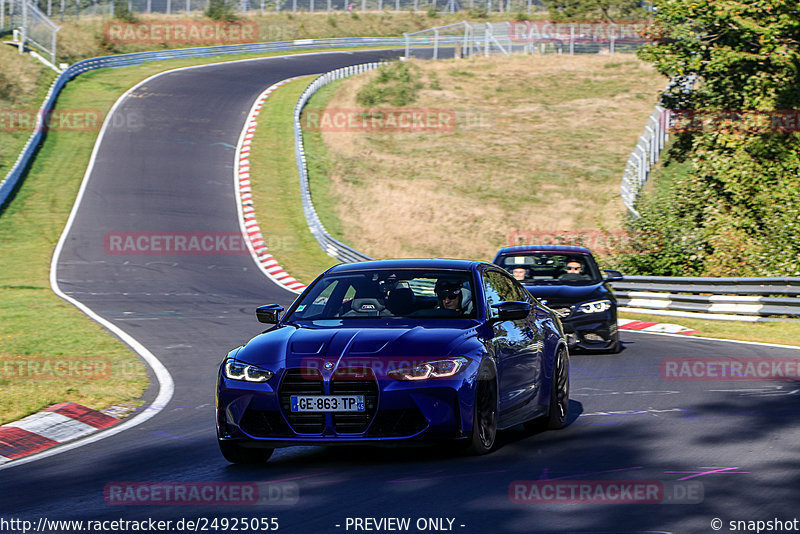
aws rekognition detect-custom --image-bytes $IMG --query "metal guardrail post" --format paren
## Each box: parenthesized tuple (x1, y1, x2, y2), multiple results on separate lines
(19, 0, 25, 54)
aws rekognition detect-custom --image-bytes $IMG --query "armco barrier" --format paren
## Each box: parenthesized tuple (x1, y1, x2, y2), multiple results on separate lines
(613, 276, 800, 321)
(0, 36, 419, 210)
(293, 63, 380, 264)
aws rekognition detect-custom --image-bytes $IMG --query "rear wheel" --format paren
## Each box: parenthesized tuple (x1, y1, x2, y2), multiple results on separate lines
(218, 439, 274, 464)
(466, 372, 498, 455)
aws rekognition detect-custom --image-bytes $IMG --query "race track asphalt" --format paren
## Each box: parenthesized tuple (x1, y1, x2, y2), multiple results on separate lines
(2, 49, 800, 534)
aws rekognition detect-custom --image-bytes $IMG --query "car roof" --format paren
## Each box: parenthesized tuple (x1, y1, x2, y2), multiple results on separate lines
(494, 245, 593, 257)
(327, 258, 487, 274)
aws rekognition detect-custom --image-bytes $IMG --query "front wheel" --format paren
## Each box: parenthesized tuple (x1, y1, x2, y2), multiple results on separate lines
(466, 374, 498, 455)
(218, 439, 274, 464)
(546, 347, 570, 429)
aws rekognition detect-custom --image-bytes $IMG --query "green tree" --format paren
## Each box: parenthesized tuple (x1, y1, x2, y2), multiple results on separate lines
(620, 0, 800, 276)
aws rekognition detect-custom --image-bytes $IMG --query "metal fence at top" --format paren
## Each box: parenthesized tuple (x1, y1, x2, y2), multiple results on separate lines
(1, 0, 59, 65)
(17, 0, 546, 18)
(404, 19, 649, 60)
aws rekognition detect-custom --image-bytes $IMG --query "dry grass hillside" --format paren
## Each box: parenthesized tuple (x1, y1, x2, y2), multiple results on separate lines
(306, 54, 667, 261)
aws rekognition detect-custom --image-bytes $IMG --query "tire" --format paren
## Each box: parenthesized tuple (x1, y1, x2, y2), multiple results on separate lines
(218, 439, 274, 464)
(546, 347, 569, 430)
(466, 372, 498, 455)
(607, 332, 621, 354)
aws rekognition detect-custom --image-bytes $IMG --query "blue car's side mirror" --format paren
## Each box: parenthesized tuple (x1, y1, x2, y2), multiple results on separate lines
(490, 301, 531, 322)
(603, 270, 623, 282)
(256, 304, 284, 324)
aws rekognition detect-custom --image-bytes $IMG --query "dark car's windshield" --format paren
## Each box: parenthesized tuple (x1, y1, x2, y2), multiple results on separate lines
(497, 253, 602, 285)
(286, 269, 477, 320)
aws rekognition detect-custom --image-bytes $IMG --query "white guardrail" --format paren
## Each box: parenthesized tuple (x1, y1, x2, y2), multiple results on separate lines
(613, 277, 800, 321)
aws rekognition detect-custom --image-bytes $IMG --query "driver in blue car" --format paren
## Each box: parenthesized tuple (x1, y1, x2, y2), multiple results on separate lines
(435, 279, 472, 316)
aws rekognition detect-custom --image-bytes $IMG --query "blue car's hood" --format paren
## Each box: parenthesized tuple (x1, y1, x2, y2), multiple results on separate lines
(235, 321, 479, 374)
(523, 282, 607, 303)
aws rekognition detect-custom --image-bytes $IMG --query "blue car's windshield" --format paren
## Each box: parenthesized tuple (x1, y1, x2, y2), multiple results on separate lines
(498, 253, 602, 285)
(287, 269, 477, 320)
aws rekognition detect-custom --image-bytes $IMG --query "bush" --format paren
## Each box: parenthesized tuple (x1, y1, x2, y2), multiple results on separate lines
(356, 61, 423, 108)
(205, 0, 238, 21)
(467, 7, 488, 18)
(113, 0, 138, 22)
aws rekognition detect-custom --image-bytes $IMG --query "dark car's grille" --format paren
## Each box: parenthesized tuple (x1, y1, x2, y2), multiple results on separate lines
(330, 368, 379, 434)
(279, 369, 325, 434)
(367, 408, 429, 437)
(239, 409, 292, 438)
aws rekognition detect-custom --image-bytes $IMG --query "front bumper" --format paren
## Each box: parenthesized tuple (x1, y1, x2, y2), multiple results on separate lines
(559, 310, 617, 352)
(217, 368, 477, 447)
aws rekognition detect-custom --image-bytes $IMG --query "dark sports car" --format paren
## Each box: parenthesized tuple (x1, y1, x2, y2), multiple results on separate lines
(216, 259, 569, 463)
(493, 245, 623, 353)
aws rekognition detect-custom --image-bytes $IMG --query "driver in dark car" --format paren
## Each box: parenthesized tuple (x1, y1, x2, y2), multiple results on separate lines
(559, 259, 589, 281)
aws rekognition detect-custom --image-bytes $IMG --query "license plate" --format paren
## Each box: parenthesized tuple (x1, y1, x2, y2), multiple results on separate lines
(290, 395, 365, 413)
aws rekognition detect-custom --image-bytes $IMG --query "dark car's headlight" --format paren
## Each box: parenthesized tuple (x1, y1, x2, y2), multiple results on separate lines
(224, 361, 274, 382)
(576, 299, 612, 314)
(388, 357, 470, 381)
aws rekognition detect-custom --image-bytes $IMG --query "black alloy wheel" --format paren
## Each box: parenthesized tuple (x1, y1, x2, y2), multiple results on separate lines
(467, 373, 498, 455)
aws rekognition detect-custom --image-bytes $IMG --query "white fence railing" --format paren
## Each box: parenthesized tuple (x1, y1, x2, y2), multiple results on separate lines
(620, 106, 668, 217)
(404, 20, 649, 59)
(1, 0, 59, 65)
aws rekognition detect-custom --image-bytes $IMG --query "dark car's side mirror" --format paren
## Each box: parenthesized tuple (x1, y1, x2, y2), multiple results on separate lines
(490, 301, 531, 322)
(603, 270, 624, 282)
(256, 304, 284, 324)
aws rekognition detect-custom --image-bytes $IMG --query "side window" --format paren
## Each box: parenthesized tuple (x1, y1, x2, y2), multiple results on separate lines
(484, 270, 522, 316)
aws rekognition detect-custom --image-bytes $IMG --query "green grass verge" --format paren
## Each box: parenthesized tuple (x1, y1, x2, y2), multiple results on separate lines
(247, 76, 339, 284)
(0, 46, 391, 425)
(619, 312, 800, 348)
(0, 46, 58, 176)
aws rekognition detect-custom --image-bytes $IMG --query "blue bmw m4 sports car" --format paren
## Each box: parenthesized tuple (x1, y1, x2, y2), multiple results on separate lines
(216, 259, 569, 463)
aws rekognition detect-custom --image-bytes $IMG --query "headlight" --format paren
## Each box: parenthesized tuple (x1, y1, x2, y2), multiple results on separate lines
(388, 357, 470, 381)
(224, 361, 274, 382)
(576, 300, 612, 314)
